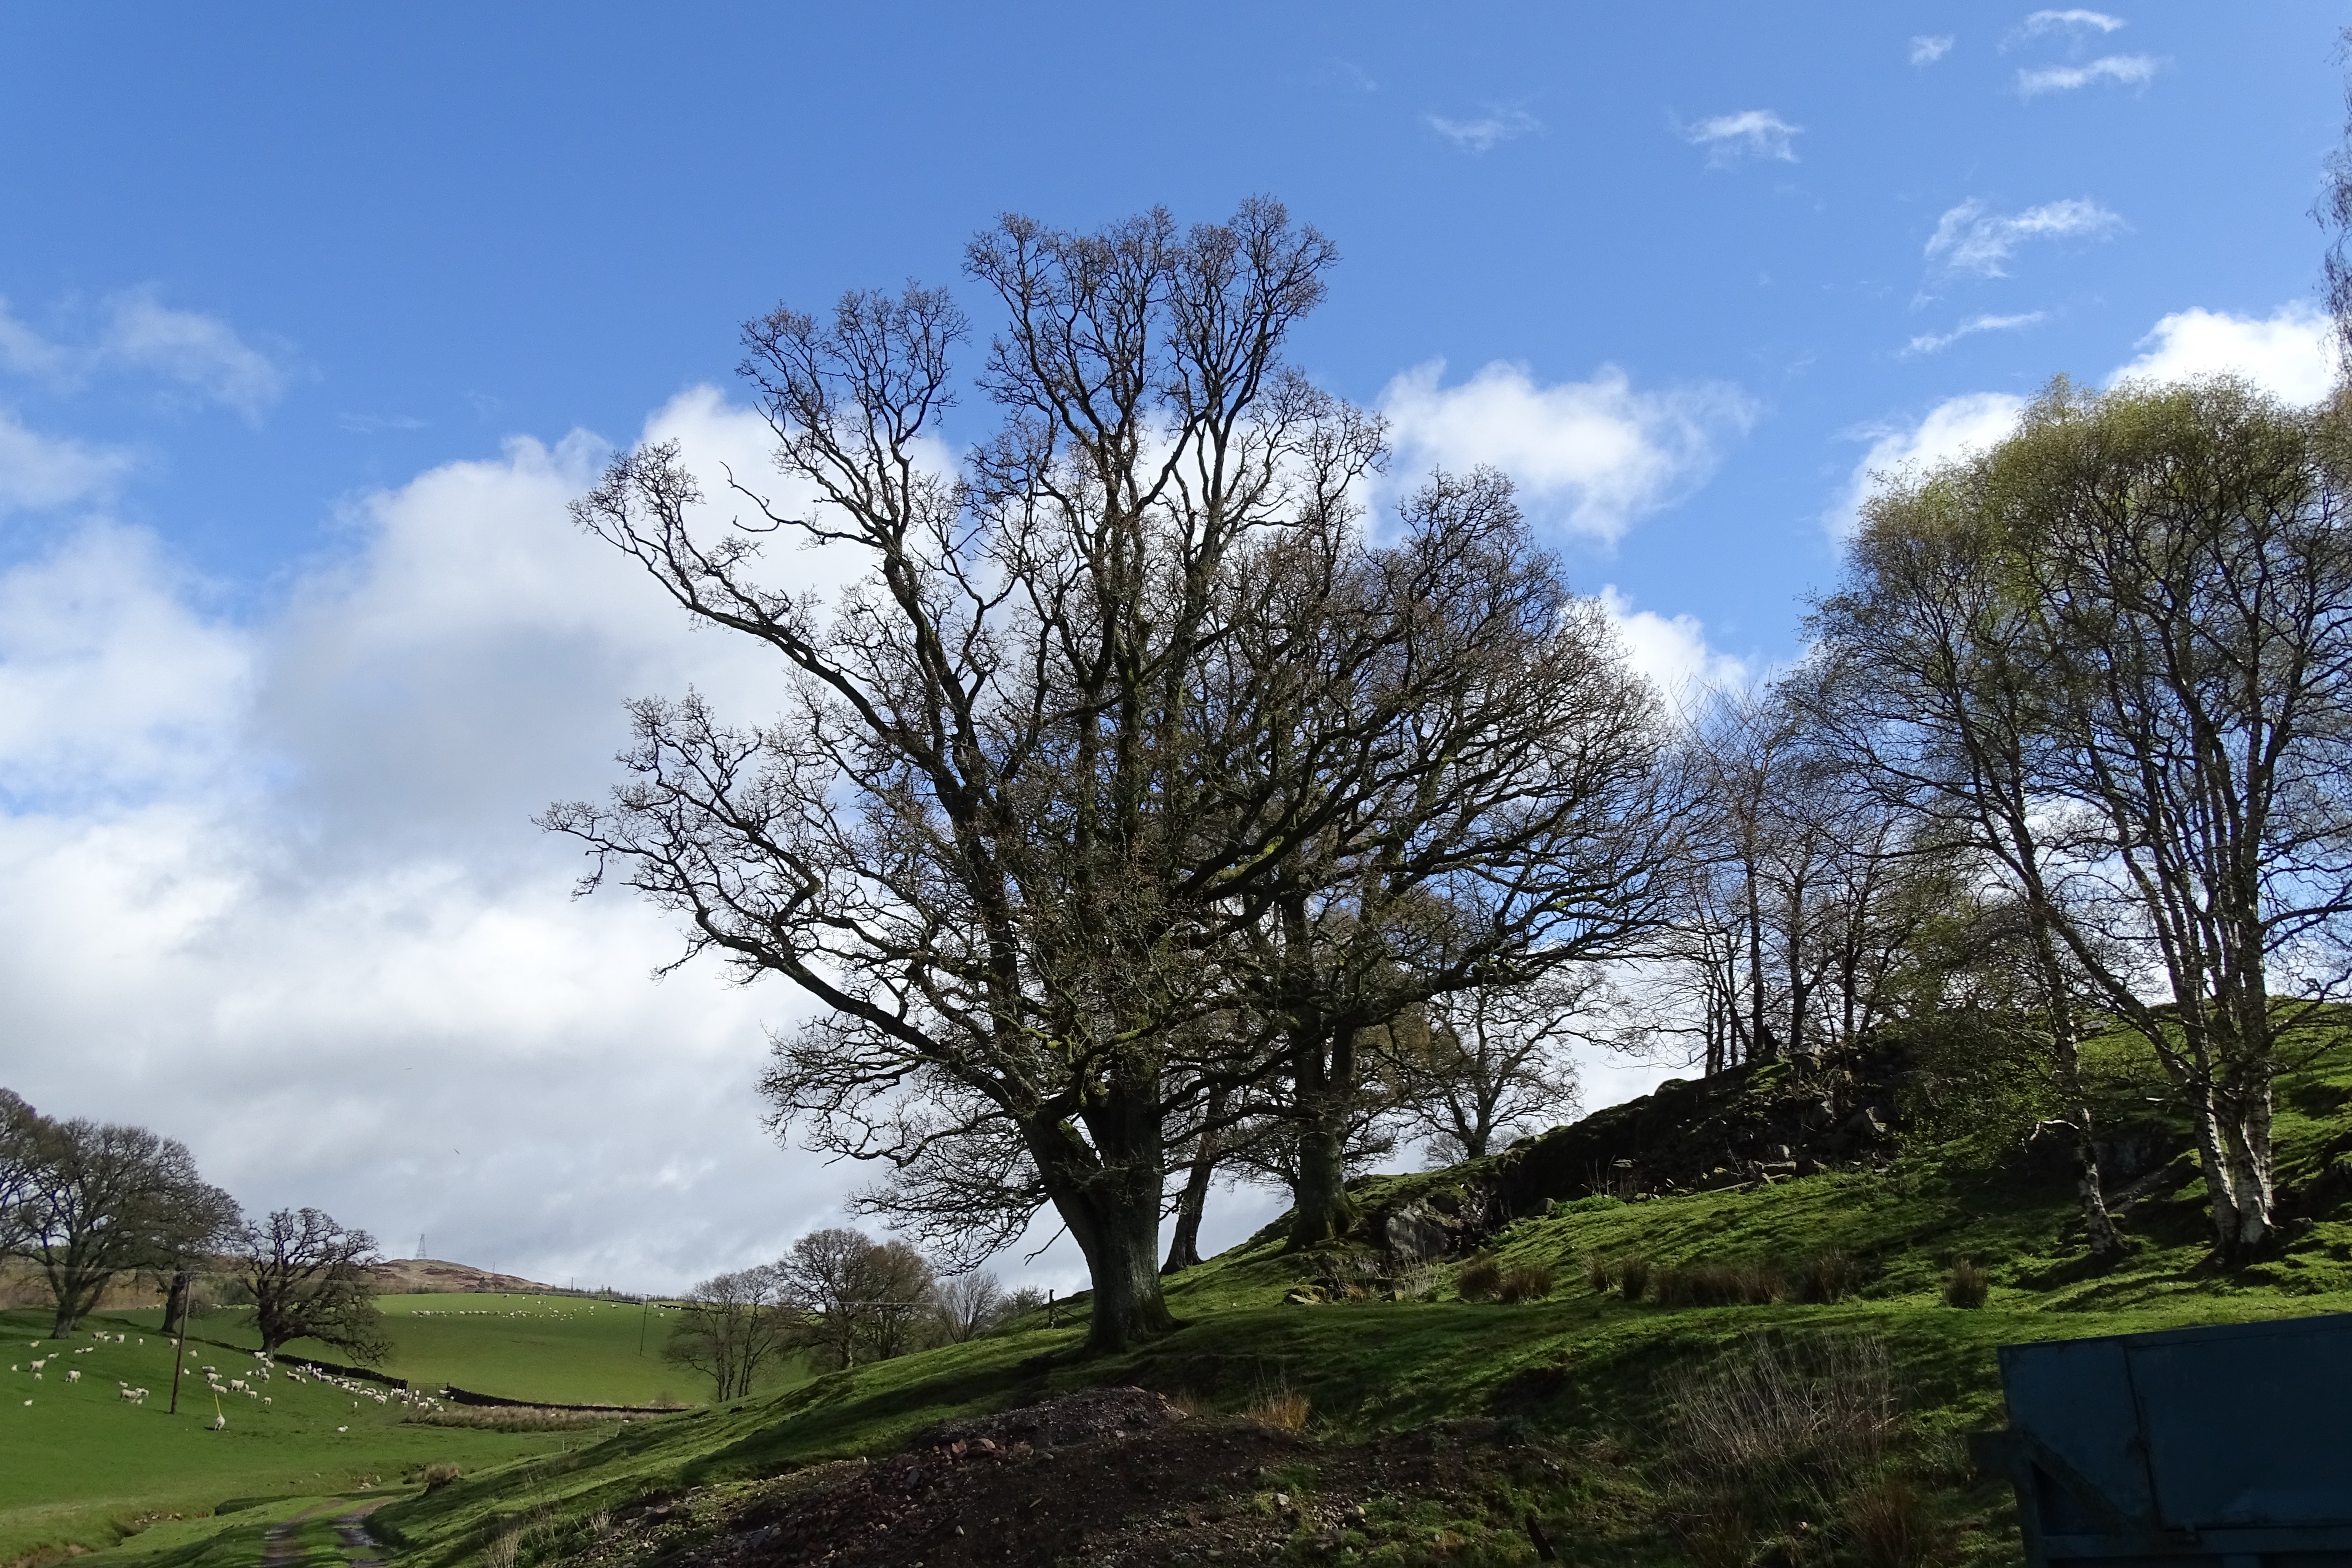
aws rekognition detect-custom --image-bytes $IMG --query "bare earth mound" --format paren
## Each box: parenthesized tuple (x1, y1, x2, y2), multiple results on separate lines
(576, 1389, 1587, 1568)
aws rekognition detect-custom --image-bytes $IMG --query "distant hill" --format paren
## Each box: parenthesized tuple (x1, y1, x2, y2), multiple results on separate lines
(368, 1257, 558, 1295)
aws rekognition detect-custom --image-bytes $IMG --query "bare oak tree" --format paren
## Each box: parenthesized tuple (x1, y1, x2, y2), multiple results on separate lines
(234, 1207, 391, 1361)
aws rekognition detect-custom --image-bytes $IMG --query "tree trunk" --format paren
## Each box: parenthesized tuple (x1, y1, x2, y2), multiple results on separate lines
(1286, 1117, 1356, 1251)
(1030, 1104, 1176, 1353)
(161, 1270, 193, 1338)
(2197, 1083, 2276, 1264)
(1163, 1085, 1228, 1274)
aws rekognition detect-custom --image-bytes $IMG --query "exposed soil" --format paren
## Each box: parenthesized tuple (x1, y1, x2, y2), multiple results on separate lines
(581, 1388, 1616, 1568)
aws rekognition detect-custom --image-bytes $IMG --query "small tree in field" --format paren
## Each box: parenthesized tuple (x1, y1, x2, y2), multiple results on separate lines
(930, 1270, 1006, 1343)
(234, 1207, 391, 1361)
(662, 1264, 796, 1401)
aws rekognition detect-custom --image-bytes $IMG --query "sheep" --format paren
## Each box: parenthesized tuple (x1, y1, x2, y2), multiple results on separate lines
(65, 1370, 78, 1384)
(228, 1379, 248, 1393)
(210, 1414, 225, 1431)
(261, 1396, 270, 1408)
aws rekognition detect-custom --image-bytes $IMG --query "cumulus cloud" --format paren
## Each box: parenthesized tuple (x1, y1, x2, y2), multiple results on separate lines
(1911, 35, 1956, 65)
(2021, 8, 2125, 36)
(1425, 106, 1539, 152)
(1924, 197, 2123, 277)
(2108, 302, 2335, 405)
(0, 388, 972, 1292)
(1828, 391, 2029, 538)
(1598, 586, 1748, 705)
(0, 410, 133, 514)
(1683, 109, 1802, 166)
(1380, 361, 1757, 545)
(2018, 55, 2157, 95)
(1902, 311, 2047, 356)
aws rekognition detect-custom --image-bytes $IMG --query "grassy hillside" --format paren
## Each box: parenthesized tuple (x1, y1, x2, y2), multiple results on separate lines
(340, 1020, 2352, 1568)
(0, 1308, 590, 1566)
(51, 1017, 2352, 1568)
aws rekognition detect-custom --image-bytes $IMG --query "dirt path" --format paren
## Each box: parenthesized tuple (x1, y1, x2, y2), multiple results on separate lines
(258, 1497, 389, 1568)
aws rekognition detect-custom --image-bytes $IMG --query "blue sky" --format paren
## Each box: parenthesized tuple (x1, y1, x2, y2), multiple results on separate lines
(0, 3, 2345, 1290)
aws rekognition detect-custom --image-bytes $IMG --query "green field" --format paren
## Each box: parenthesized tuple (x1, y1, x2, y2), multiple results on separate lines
(0, 1307, 596, 1565)
(113, 1296, 754, 1411)
(0, 1287, 822, 1567)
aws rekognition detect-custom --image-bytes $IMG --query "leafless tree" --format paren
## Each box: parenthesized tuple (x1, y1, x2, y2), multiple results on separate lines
(0, 1091, 40, 1259)
(1214, 470, 1691, 1247)
(1400, 974, 1590, 1163)
(12, 1112, 238, 1336)
(776, 1227, 935, 1368)
(547, 204, 1384, 1350)
(233, 1207, 390, 1361)
(663, 1263, 796, 1400)
(929, 1270, 1006, 1343)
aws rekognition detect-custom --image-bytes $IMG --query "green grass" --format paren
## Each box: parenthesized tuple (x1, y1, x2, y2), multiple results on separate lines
(24, 1014, 2351, 1568)
(351, 1018, 2352, 1568)
(0, 1303, 658, 1567)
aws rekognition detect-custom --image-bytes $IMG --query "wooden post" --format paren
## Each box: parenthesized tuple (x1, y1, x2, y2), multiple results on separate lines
(167, 1329, 187, 1415)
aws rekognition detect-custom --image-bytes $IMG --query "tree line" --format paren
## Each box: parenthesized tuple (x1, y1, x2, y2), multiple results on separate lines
(1, 1088, 390, 1359)
(553, 198, 2352, 1350)
(661, 1227, 1041, 1399)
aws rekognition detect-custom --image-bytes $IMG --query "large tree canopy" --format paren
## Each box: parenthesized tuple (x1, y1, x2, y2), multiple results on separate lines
(547, 202, 1683, 1347)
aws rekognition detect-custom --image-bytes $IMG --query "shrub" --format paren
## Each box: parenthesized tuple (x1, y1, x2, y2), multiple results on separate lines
(1615, 1252, 1653, 1300)
(1943, 1258, 1990, 1309)
(1797, 1248, 1859, 1305)
(1495, 1261, 1556, 1302)
(1842, 1474, 1939, 1568)
(1456, 1257, 1503, 1302)
(1656, 1260, 1782, 1308)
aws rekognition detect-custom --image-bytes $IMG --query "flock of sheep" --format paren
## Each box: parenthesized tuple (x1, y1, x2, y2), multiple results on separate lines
(11, 1328, 449, 1432)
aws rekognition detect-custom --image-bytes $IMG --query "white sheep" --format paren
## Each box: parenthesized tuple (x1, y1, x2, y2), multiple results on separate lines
(65, 1370, 78, 1384)
(210, 1413, 225, 1431)
(261, 1396, 270, 1407)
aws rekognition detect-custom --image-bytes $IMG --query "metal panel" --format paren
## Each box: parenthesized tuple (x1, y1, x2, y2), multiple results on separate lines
(2127, 1318, 2352, 1530)
(1999, 1335, 2156, 1525)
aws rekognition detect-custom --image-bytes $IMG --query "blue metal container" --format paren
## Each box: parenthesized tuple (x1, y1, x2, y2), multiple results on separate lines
(1973, 1313, 2352, 1567)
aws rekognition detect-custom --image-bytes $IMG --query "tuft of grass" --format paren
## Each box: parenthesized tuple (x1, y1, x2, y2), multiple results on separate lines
(1455, 1257, 1502, 1302)
(1495, 1261, 1556, 1303)
(1581, 1251, 1612, 1293)
(1615, 1252, 1653, 1300)
(1943, 1259, 1990, 1309)
(1797, 1248, 1860, 1305)
(1841, 1473, 1941, 1568)
(1248, 1388, 1311, 1431)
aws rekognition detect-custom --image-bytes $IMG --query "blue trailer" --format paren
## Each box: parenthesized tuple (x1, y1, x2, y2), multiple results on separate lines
(1972, 1313, 2352, 1568)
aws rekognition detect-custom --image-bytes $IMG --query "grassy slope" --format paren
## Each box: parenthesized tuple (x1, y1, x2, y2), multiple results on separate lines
(0, 1308, 593, 1564)
(76, 1021, 2352, 1568)
(103, 1296, 779, 1410)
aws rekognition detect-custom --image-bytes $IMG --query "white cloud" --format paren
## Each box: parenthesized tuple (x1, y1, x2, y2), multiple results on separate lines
(2018, 54, 2158, 95)
(1924, 197, 2123, 277)
(1683, 109, 1802, 166)
(0, 409, 133, 514)
(1911, 35, 1956, 65)
(2107, 302, 2335, 405)
(0, 298, 71, 381)
(1426, 106, 1539, 152)
(99, 288, 290, 423)
(1598, 586, 1748, 705)
(0, 287, 293, 423)
(1829, 391, 2029, 538)
(1380, 360, 1757, 545)
(0, 388, 976, 1293)
(1902, 311, 2048, 356)
(2021, 9, 2125, 36)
